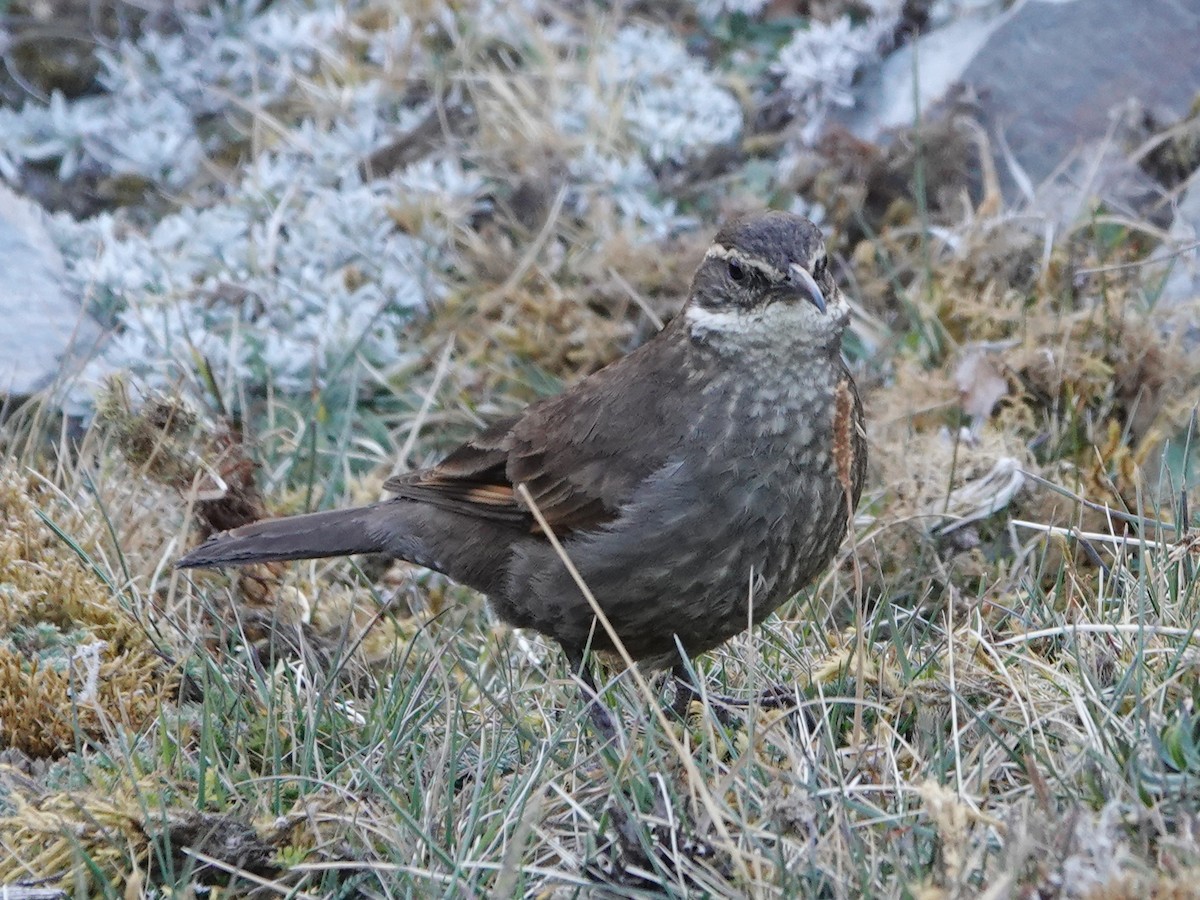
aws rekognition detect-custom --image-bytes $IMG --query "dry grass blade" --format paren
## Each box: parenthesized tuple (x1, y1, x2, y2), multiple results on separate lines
(514, 483, 753, 885)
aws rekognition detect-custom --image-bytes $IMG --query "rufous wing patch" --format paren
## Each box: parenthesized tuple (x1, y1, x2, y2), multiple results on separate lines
(383, 468, 529, 525)
(833, 376, 857, 503)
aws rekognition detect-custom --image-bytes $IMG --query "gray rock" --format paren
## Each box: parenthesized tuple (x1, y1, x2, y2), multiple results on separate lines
(848, 3, 1010, 140)
(845, 0, 1200, 220)
(0, 184, 103, 410)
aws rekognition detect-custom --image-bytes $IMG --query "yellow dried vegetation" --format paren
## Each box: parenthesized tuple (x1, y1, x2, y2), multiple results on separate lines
(0, 465, 171, 759)
(848, 210, 1200, 607)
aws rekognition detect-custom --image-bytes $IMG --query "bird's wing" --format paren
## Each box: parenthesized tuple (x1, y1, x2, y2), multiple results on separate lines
(382, 325, 699, 535)
(382, 416, 529, 525)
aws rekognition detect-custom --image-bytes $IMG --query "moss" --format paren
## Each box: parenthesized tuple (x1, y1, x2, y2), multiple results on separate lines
(0, 466, 172, 759)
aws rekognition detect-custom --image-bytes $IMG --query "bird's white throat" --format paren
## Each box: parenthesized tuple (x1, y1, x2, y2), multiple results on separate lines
(685, 301, 838, 349)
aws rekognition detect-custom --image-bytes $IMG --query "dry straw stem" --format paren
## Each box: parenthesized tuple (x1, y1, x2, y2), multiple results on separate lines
(515, 483, 758, 887)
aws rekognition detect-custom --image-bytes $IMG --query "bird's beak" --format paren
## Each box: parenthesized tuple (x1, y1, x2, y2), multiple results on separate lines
(788, 262, 826, 313)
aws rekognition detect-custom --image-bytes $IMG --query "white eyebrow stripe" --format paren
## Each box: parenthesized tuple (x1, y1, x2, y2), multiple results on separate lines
(704, 243, 787, 283)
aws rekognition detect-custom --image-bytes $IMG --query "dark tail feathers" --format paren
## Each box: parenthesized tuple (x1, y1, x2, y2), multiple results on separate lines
(176, 506, 388, 569)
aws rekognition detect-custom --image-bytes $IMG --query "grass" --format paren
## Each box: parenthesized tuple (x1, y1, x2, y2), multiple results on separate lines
(2, 364, 1199, 895)
(2, 1, 1200, 896)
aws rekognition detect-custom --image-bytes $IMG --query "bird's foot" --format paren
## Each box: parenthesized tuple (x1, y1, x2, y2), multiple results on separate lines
(669, 666, 802, 726)
(566, 648, 620, 744)
(583, 690, 618, 742)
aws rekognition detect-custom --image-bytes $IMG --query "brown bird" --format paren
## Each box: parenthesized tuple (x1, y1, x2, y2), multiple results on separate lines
(178, 211, 867, 734)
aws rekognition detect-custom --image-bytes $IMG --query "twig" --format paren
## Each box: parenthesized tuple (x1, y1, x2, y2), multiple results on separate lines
(1074, 239, 1200, 275)
(1011, 519, 1178, 550)
(1018, 470, 1178, 532)
(995, 623, 1197, 647)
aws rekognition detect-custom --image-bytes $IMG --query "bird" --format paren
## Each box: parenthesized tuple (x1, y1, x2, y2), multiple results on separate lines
(177, 210, 867, 735)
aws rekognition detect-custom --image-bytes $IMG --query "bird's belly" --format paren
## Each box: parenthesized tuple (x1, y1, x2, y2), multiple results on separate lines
(500, 427, 849, 666)
(600, 485, 843, 663)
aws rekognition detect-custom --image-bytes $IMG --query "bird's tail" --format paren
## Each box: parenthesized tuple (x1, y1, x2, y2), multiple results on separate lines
(176, 506, 389, 569)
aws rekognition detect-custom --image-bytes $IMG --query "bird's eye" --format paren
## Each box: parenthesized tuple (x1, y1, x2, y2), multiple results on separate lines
(727, 260, 745, 281)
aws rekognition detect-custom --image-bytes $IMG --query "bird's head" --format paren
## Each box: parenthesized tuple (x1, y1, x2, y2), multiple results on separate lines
(685, 211, 850, 351)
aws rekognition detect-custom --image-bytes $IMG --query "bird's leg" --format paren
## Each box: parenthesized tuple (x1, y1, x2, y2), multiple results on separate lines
(565, 648, 617, 741)
(669, 663, 699, 718)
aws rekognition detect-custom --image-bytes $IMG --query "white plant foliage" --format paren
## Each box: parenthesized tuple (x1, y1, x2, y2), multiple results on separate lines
(0, 4, 356, 188)
(451, 0, 574, 48)
(693, 0, 770, 19)
(0, 90, 197, 185)
(23, 2, 489, 398)
(567, 149, 693, 240)
(54, 146, 485, 395)
(559, 24, 743, 167)
(0, 0, 908, 404)
(1056, 803, 1131, 897)
(928, 0, 1011, 28)
(774, 9, 899, 120)
(97, 4, 348, 117)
